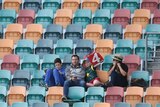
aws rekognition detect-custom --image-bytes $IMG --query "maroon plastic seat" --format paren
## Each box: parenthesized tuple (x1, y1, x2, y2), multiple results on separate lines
(141, 0, 158, 13)
(17, 9, 35, 28)
(151, 71, 160, 86)
(112, 9, 131, 28)
(105, 87, 124, 107)
(123, 54, 141, 76)
(1, 54, 20, 74)
(153, 9, 160, 24)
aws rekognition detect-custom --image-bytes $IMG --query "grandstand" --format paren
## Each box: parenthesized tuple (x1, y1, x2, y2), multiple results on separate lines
(1, 0, 160, 107)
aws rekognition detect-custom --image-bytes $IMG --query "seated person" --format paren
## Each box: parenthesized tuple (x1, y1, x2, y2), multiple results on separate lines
(108, 54, 128, 87)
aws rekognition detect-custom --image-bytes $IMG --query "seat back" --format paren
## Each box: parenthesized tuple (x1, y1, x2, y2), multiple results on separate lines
(102, 0, 120, 13)
(82, 0, 100, 13)
(62, 0, 80, 13)
(141, 0, 158, 13)
(122, 0, 140, 13)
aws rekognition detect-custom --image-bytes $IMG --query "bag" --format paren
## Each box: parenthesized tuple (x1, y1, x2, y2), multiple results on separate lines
(131, 78, 147, 87)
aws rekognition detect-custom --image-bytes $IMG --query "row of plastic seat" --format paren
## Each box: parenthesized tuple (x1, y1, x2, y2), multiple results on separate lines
(2, 0, 160, 14)
(1, 86, 160, 107)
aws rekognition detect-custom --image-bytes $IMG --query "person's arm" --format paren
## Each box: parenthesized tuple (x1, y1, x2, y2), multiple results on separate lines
(117, 63, 127, 76)
(44, 69, 51, 86)
(65, 66, 71, 80)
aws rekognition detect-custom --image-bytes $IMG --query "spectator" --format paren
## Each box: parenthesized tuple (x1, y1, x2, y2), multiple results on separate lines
(62, 55, 85, 100)
(108, 54, 128, 87)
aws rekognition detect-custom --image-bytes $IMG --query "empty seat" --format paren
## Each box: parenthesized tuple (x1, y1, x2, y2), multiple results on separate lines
(63, 54, 72, 68)
(102, 55, 113, 71)
(153, 9, 160, 24)
(23, 0, 42, 13)
(73, 102, 89, 107)
(84, 24, 103, 43)
(8, 86, 26, 106)
(32, 102, 48, 107)
(151, 71, 160, 86)
(21, 54, 40, 73)
(115, 39, 133, 56)
(1, 54, 20, 74)
(102, 0, 120, 13)
(145, 87, 160, 107)
(156, 103, 160, 107)
(0, 39, 13, 59)
(112, 9, 131, 28)
(122, 0, 140, 13)
(46, 87, 63, 106)
(41, 54, 59, 70)
(94, 103, 110, 107)
(73, 9, 92, 28)
(35, 39, 53, 59)
(0, 102, 7, 107)
(12, 102, 28, 107)
(85, 87, 104, 107)
(0, 70, 11, 89)
(75, 39, 94, 59)
(125, 87, 143, 107)
(25, 24, 43, 44)
(93, 9, 111, 28)
(54, 9, 73, 28)
(27, 86, 46, 107)
(0, 9, 16, 27)
(0, 86, 7, 102)
(5, 24, 23, 43)
(132, 9, 151, 28)
(17, 10, 35, 28)
(55, 39, 73, 59)
(44, 24, 63, 43)
(4, 0, 22, 13)
(43, 0, 61, 14)
(104, 24, 123, 44)
(0, 24, 3, 38)
(35, 9, 54, 28)
(135, 39, 152, 60)
(82, 0, 100, 13)
(131, 71, 149, 87)
(31, 70, 45, 86)
(12, 70, 30, 88)
(62, 0, 80, 13)
(105, 87, 124, 107)
(15, 39, 34, 58)
(141, 0, 158, 13)
(136, 103, 152, 107)
(95, 39, 114, 58)
(65, 24, 83, 44)
(123, 54, 141, 76)
(53, 103, 69, 107)
(124, 24, 142, 43)
(114, 102, 130, 107)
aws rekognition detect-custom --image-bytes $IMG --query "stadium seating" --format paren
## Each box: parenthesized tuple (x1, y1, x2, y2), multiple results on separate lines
(62, 0, 80, 13)
(32, 102, 48, 107)
(151, 71, 160, 86)
(0, 70, 11, 89)
(114, 102, 131, 107)
(73, 102, 89, 107)
(94, 103, 110, 107)
(122, 0, 140, 13)
(153, 9, 160, 24)
(31, 70, 45, 86)
(156, 103, 160, 107)
(82, 0, 100, 13)
(0, 102, 7, 107)
(53, 103, 69, 107)
(102, 0, 120, 13)
(0, 86, 6, 102)
(17, 9, 35, 28)
(12, 102, 28, 107)
(62, 54, 72, 68)
(0, 24, 3, 38)
(141, 0, 158, 13)
(102, 55, 113, 71)
(136, 103, 152, 107)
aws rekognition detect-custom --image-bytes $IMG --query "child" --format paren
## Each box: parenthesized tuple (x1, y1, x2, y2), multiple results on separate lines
(82, 59, 102, 87)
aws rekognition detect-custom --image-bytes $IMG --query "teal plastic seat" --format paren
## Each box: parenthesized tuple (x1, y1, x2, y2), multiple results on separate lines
(31, 70, 45, 86)
(0, 24, 3, 38)
(102, 55, 113, 71)
(73, 102, 89, 107)
(62, 54, 72, 68)
(43, 0, 61, 14)
(93, 9, 111, 28)
(35, 39, 53, 59)
(21, 54, 40, 74)
(156, 103, 160, 107)
(32, 102, 48, 107)
(131, 71, 149, 86)
(75, 39, 94, 59)
(41, 54, 59, 70)
(73, 9, 92, 28)
(55, 39, 73, 59)
(53, 103, 69, 107)
(115, 102, 130, 107)
(0, 102, 7, 107)
(35, 9, 54, 28)
(0, 86, 6, 102)
(135, 39, 153, 60)
(0, 70, 11, 89)
(122, 0, 140, 13)
(102, 0, 120, 13)
(12, 102, 28, 107)
(0, 9, 16, 27)
(64, 24, 83, 44)
(144, 24, 160, 45)
(136, 103, 151, 107)
(115, 39, 133, 56)
(15, 40, 34, 58)
(85, 87, 104, 107)
(27, 86, 46, 107)
(44, 24, 63, 43)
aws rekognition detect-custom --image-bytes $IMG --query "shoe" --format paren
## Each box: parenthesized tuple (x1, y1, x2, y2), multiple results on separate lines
(62, 96, 67, 101)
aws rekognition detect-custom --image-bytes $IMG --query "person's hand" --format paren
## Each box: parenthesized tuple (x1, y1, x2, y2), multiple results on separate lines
(117, 63, 120, 67)
(113, 61, 117, 66)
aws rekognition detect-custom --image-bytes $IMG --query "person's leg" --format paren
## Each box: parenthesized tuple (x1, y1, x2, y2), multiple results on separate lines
(63, 80, 74, 97)
(86, 83, 94, 87)
(53, 70, 65, 86)
(78, 80, 86, 87)
(93, 79, 102, 86)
